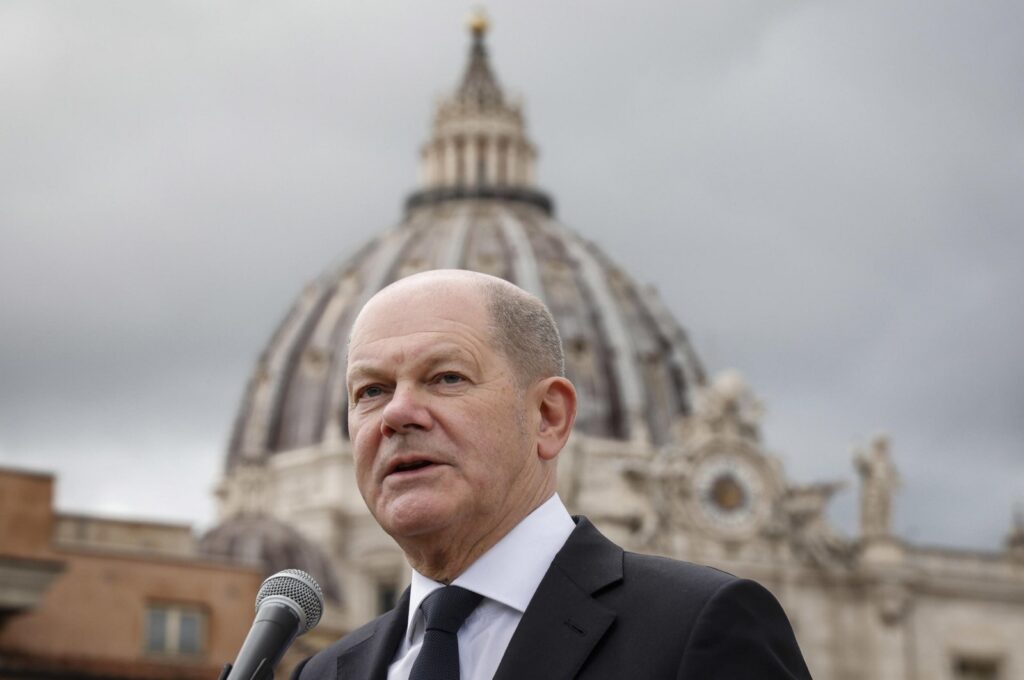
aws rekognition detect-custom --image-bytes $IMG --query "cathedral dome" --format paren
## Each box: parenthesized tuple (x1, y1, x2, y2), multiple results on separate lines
(199, 514, 343, 603)
(225, 20, 706, 473)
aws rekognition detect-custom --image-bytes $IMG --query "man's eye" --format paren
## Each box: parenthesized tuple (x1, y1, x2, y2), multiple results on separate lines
(357, 385, 384, 400)
(436, 373, 464, 385)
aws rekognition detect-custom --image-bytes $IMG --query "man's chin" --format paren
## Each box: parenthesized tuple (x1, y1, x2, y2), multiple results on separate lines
(375, 494, 458, 540)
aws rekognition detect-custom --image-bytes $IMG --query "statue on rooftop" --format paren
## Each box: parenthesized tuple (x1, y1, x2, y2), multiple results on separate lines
(855, 434, 901, 540)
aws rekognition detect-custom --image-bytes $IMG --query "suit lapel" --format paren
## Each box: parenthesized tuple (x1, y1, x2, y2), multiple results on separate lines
(493, 517, 622, 680)
(337, 588, 410, 680)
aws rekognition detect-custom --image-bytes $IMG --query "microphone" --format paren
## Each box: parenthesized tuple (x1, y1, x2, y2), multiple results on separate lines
(225, 569, 325, 680)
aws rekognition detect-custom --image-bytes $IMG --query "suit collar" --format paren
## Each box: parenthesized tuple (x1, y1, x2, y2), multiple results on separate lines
(334, 517, 623, 680)
(405, 493, 576, 642)
(493, 516, 622, 680)
(550, 516, 623, 593)
(336, 588, 410, 680)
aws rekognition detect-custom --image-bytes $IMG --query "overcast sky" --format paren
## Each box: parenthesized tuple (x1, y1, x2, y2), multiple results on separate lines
(2, 1, 1022, 551)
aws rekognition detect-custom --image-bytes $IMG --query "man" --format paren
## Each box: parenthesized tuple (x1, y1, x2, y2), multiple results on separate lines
(292, 269, 812, 679)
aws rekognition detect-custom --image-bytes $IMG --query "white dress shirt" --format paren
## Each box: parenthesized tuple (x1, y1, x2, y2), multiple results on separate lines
(387, 493, 575, 680)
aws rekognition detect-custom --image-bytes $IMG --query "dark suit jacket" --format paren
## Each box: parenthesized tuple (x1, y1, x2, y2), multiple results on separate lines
(292, 517, 812, 679)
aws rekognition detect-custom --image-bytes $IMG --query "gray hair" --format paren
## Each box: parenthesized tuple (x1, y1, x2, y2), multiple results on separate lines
(483, 279, 565, 386)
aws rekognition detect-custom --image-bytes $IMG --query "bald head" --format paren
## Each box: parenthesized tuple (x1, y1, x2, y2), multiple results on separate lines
(353, 270, 564, 387)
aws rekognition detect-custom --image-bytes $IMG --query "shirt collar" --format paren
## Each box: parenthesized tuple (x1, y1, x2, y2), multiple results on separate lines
(405, 493, 575, 641)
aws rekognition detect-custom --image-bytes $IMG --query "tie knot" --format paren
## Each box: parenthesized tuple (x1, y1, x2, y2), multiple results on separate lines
(420, 586, 483, 634)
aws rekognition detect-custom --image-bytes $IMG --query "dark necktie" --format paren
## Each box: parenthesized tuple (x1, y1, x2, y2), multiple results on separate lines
(409, 585, 483, 680)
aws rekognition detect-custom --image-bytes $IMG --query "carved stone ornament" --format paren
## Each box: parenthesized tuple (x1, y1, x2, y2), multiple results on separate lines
(692, 370, 764, 441)
(874, 577, 912, 625)
(621, 446, 693, 553)
(781, 482, 854, 570)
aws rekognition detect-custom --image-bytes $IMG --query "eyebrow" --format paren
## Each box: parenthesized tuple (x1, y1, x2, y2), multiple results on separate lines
(346, 363, 386, 384)
(346, 347, 477, 383)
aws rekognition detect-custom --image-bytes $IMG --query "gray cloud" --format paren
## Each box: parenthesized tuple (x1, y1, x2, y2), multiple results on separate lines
(2, 1, 1021, 549)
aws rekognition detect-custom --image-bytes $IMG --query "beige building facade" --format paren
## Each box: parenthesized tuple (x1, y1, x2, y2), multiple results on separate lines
(0, 467, 264, 679)
(199, 20, 1024, 680)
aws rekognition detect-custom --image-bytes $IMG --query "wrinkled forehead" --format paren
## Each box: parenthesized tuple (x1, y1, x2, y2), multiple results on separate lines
(348, 278, 491, 352)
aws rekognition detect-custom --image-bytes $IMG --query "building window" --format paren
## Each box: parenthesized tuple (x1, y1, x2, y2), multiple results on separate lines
(145, 603, 207, 656)
(952, 655, 1001, 680)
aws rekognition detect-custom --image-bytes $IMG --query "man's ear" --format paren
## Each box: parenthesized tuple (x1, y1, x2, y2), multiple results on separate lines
(535, 377, 577, 461)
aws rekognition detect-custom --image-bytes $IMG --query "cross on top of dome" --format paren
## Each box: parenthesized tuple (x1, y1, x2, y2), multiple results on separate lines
(456, 8, 504, 110)
(467, 7, 489, 39)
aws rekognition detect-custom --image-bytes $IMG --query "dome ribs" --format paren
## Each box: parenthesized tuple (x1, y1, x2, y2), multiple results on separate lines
(275, 271, 357, 451)
(317, 213, 429, 442)
(609, 272, 688, 446)
(495, 203, 544, 297)
(462, 204, 516, 282)
(265, 282, 336, 453)
(394, 205, 463, 280)
(229, 279, 334, 464)
(438, 204, 473, 269)
(224, 20, 709, 468)
(561, 232, 647, 443)
(637, 285, 707, 415)
(227, 198, 709, 457)
(509, 205, 619, 439)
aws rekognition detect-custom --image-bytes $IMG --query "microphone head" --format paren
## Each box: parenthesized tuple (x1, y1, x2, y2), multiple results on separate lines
(255, 569, 325, 635)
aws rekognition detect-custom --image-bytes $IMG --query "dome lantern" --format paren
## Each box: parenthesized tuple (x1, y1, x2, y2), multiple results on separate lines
(408, 15, 552, 214)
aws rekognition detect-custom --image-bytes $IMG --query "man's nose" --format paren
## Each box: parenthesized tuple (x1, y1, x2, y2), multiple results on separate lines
(380, 384, 432, 436)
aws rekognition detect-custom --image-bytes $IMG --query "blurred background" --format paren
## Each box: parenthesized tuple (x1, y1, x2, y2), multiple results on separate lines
(2, 2, 1023, 678)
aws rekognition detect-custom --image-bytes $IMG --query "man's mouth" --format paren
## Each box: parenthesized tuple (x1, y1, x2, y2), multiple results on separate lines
(389, 459, 436, 475)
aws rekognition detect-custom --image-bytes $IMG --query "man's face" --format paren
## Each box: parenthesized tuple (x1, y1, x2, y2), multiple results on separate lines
(346, 280, 542, 545)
